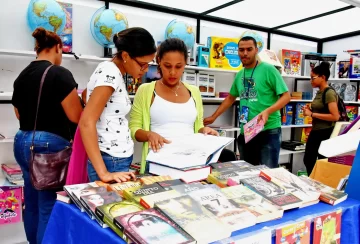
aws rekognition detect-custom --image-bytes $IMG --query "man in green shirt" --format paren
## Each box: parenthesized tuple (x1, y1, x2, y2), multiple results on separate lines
(204, 36, 290, 168)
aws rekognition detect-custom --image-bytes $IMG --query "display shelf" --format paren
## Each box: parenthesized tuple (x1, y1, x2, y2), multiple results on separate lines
(279, 148, 305, 156)
(0, 138, 15, 143)
(281, 124, 312, 128)
(2, 49, 359, 80)
(0, 49, 109, 62)
(289, 99, 313, 103)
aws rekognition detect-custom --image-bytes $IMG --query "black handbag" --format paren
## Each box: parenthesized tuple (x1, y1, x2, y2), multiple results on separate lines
(29, 65, 72, 190)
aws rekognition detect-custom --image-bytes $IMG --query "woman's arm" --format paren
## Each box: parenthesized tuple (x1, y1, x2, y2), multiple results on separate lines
(312, 101, 340, 121)
(61, 88, 83, 123)
(79, 86, 135, 182)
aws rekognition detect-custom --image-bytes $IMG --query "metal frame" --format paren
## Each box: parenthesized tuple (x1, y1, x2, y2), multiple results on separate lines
(105, 0, 360, 50)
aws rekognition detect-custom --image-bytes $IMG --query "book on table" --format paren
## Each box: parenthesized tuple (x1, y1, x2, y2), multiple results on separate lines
(146, 134, 234, 182)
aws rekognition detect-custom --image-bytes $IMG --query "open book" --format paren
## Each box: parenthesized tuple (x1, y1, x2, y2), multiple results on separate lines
(146, 133, 234, 169)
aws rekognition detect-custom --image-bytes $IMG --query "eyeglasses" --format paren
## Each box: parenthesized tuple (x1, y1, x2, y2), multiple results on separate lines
(132, 58, 154, 71)
(310, 76, 319, 81)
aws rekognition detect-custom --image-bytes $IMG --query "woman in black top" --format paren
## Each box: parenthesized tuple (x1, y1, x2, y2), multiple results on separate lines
(12, 27, 82, 244)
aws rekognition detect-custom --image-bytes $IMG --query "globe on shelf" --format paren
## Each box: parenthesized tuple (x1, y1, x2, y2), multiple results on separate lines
(90, 7, 129, 48)
(239, 30, 265, 53)
(27, 0, 66, 35)
(165, 19, 195, 50)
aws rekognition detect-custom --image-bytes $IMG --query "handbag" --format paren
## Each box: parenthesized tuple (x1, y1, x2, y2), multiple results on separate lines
(29, 65, 72, 190)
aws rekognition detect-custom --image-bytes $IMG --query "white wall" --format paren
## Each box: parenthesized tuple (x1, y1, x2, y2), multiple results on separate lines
(0, 0, 326, 172)
(323, 35, 360, 61)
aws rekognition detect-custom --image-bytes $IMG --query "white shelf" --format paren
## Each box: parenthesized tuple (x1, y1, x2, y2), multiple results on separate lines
(0, 92, 13, 101)
(0, 49, 110, 63)
(290, 99, 312, 103)
(281, 124, 312, 128)
(0, 138, 14, 143)
(280, 148, 305, 156)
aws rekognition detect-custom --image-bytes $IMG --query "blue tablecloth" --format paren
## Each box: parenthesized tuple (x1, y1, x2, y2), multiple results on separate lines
(43, 198, 360, 244)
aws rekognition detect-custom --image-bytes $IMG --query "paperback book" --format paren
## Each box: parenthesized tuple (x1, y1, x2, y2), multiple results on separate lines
(243, 115, 265, 143)
(313, 210, 342, 244)
(222, 185, 283, 223)
(276, 220, 311, 244)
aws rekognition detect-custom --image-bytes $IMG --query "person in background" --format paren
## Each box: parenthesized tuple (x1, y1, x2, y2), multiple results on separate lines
(79, 27, 156, 182)
(303, 62, 339, 174)
(12, 27, 82, 244)
(129, 38, 218, 174)
(204, 36, 290, 168)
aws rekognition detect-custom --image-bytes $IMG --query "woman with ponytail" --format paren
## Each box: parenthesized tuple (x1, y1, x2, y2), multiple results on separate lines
(12, 27, 83, 244)
(80, 27, 156, 182)
(303, 61, 340, 174)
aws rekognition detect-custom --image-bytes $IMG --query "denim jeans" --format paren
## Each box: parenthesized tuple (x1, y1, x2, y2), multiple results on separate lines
(238, 127, 281, 168)
(13, 130, 70, 244)
(87, 152, 133, 181)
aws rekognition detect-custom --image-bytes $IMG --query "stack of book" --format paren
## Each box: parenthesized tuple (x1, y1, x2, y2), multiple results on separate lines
(145, 134, 234, 183)
(57, 160, 348, 243)
(1, 164, 23, 185)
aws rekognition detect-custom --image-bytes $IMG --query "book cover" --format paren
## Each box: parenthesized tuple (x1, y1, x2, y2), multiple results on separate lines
(188, 188, 257, 232)
(155, 195, 231, 243)
(63, 182, 100, 211)
(81, 191, 122, 214)
(222, 185, 283, 223)
(115, 208, 196, 244)
(295, 103, 312, 125)
(313, 210, 342, 244)
(108, 181, 142, 197)
(209, 162, 250, 173)
(0, 187, 22, 225)
(1, 164, 22, 175)
(276, 220, 310, 244)
(241, 176, 302, 210)
(280, 49, 301, 76)
(244, 115, 265, 143)
(281, 104, 294, 125)
(227, 165, 269, 186)
(127, 183, 166, 203)
(96, 200, 144, 241)
(140, 175, 172, 185)
(140, 190, 182, 209)
(170, 182, 205, 194)
(157, 179, 185, 191)
(299, 176, 347, 205)
(207, 171, 240, 188)
(260, 168, 320, 205)
(338, 61, 350, 78)
(346, 106, 358, 122)
(56, 191, 71, 204)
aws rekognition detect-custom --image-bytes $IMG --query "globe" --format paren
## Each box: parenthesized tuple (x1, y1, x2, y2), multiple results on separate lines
(165, 19, 195, 50)
(27, 0, 66, 35)
(239, 30, 265, 53)
(90, 7, 128, 48)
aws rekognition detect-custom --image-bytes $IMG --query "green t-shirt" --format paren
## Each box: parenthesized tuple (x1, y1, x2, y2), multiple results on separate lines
(311, 88, 337, 130)
(229, 62, 288, 134)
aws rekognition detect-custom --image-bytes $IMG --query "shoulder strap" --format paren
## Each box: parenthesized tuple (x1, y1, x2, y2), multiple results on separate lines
(30, 65, 54, 149)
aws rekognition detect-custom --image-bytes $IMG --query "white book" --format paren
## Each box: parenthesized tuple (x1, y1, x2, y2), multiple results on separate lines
(146, 134, 234, 169)
(260, 168, 320, 207)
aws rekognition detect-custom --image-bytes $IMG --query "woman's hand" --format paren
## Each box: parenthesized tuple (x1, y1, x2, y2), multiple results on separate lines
(303, 107, 312, 117)
(199, 127, 219, 136)
(100, 171, 136, 183)
(147, 131, 171, 152)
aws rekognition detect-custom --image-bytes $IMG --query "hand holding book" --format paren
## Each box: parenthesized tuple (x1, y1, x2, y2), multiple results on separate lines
(147, 131, 171, 152)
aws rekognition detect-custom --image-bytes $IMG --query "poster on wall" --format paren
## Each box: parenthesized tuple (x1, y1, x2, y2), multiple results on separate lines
(58, 2, 73, 53)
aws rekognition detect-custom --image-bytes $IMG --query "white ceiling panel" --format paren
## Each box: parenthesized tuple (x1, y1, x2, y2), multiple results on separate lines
(209, 0, 349, 28)
(136, 0, 234, 14)
(279, 8, 360, 38)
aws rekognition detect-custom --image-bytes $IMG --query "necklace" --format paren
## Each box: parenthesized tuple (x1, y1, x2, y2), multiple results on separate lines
(160, 80, 181, 96)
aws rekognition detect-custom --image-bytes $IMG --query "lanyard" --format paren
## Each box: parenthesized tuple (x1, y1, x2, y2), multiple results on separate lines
(243, 61, 258, 97)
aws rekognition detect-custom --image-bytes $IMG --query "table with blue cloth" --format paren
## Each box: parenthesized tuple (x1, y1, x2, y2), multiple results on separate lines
(43, 198, 360, 244)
